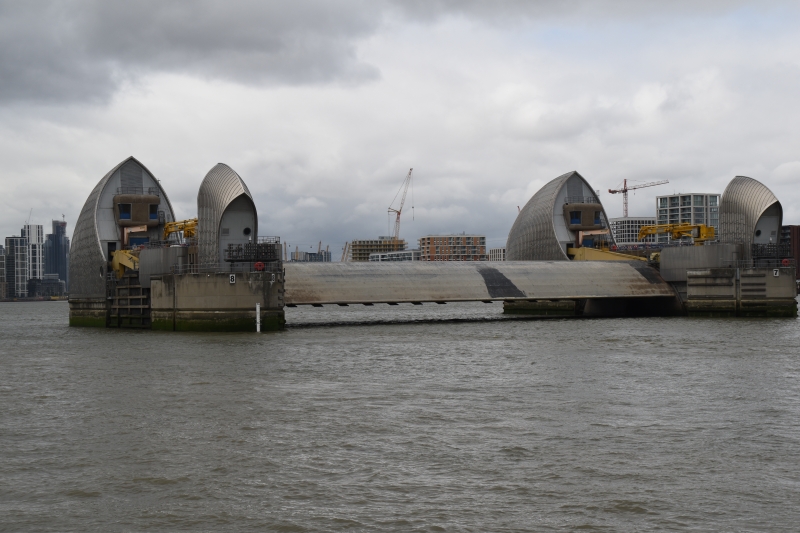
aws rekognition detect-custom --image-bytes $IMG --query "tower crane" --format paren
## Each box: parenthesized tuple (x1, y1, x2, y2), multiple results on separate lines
(388, 168, 413, 242)
(608, 179, 669, 218)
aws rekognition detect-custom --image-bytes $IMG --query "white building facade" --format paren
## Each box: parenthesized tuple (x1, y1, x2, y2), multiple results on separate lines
(488, 247, 506, 261)
(655, 193, 720, 243)
(4, 236, 28, 297)
(22, 224, 44, 281)
(369, 250, 421, 261)
(609, 218, 656, 247)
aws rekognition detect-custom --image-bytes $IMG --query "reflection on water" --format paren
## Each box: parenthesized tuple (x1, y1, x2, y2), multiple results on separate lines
(2, 300, 800, 531)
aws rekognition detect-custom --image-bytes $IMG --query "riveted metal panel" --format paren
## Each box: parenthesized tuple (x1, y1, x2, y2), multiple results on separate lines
(719, 176, 781, 261)
(196, 163, 258, 265)
(68, 157, 174, 300)
(506, 171, 613, 260)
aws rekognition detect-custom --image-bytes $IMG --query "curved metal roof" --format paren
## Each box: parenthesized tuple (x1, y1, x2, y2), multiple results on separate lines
(68, 157, 174, 300)
(196, 163, 257, 265)
(719, 176, 781, 258)
(506, 171, 612, 260)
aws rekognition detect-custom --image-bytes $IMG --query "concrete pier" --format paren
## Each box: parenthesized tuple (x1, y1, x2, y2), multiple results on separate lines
(685, 266, 797, 317)
(149, 270, 285, 331)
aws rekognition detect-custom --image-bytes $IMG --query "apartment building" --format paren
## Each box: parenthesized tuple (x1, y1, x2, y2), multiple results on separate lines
(4, 236, 29, 297)
(609, 217, 657, 246)
(655, 193, 720, 243)
(349, 236, 407, 262)
(419, 234, 487, 261)
(488, 247, 506, 261)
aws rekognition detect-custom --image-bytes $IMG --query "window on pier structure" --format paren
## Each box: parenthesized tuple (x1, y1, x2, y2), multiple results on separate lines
(569, 211, 581, 224)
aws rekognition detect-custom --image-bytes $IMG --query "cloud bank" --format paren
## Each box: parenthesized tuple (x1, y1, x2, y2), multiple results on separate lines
(1, 1, 799, 258)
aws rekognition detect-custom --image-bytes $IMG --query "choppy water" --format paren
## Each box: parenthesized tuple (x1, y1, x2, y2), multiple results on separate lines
(2, 300, 800, 532)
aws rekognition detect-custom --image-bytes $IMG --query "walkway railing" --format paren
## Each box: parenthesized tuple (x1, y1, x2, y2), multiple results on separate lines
(116, 187, 161, 196)
(170, 261, 282, 275)
(564, 196, 600, 204)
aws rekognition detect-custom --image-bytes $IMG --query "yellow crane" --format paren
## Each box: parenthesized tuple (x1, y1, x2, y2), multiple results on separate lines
(110, 250, 140, 279)
(638, 223, 715, 245)
(163, 218, 198, 241)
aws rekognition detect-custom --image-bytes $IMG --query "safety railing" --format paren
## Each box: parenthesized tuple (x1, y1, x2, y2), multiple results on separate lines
(170, 261, 282, 275)
(735, 258, 795, 269)
(564, 196, 600, 204)
(116, 187, 161, 196)
(224, 242, 280, 262)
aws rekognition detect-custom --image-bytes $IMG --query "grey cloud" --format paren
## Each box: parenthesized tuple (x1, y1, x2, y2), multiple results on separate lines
(0, 0, 783, 105)
(0, 0, 383, 104)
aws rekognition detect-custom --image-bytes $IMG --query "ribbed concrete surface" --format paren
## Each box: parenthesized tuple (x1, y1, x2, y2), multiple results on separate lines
(284, 261, 675, 305)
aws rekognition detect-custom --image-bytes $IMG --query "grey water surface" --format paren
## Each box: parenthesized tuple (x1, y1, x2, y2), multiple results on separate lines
(2, 300, 800, 532)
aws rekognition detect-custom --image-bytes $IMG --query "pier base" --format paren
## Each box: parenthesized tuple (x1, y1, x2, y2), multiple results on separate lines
(68, 298, 107, 327)
(149, 271, 285, 332)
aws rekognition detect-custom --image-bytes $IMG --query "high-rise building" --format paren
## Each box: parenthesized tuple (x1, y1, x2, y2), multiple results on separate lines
(45, 220, 70, 291)
(22, 224, 45, 282)
(419, 234, 487, 261)
(655, 193, 720, 243)
(0, 248, 6, 299)
(609, 217, 657, 247)
(5, 236, 29, 297)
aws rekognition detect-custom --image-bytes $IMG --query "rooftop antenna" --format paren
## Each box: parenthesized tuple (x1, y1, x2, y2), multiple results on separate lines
(26, 208, 33, 225)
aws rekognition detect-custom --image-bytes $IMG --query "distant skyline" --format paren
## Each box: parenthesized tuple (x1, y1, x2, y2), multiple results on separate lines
(2, 1, 800, 256)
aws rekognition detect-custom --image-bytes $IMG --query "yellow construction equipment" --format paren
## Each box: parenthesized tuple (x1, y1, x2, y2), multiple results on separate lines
(163, 218, 198, 241)
(569, 247, 646, 262)
(110, 250, 140, 279)
(638, 223, 715, 245)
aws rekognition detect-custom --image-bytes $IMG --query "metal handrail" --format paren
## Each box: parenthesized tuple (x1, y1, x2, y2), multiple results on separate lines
(564, 196, 600, 204)
(116, 187, 161, 196)
(735, 259, 796, 269)
(170, 261, 283, 275)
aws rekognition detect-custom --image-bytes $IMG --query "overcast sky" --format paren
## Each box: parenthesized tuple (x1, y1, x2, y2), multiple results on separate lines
(1, 1, 799, 257)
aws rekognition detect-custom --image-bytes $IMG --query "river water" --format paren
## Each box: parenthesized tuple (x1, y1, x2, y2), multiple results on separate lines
(2, 300, 800, 531)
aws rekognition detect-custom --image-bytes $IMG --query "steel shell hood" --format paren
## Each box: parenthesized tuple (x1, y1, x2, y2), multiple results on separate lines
(506, 171, 612, 260)
(719, 176, 782, 258)
(68, 157, 174, 300)
(197, 163, 258, 265)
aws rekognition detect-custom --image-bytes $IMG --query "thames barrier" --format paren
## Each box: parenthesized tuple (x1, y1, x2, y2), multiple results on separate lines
(67, 157, 797, 331)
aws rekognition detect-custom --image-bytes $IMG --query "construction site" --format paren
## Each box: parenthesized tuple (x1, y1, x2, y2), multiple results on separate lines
(67, 158, 798, 332)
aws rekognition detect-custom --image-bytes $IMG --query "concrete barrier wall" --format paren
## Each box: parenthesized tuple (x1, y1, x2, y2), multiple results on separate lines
(150, 271, 284, 331)
(138, 247, 188, 288)
(660, 244, 741, 282)
(686, 266, 797, 317)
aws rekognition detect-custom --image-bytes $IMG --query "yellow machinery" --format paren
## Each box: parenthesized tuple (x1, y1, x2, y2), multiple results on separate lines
(569, 247, 646, 261)
(163, 218, 198, 241)
(110, 250, 140, 279)
(638, 223, 715, 245)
